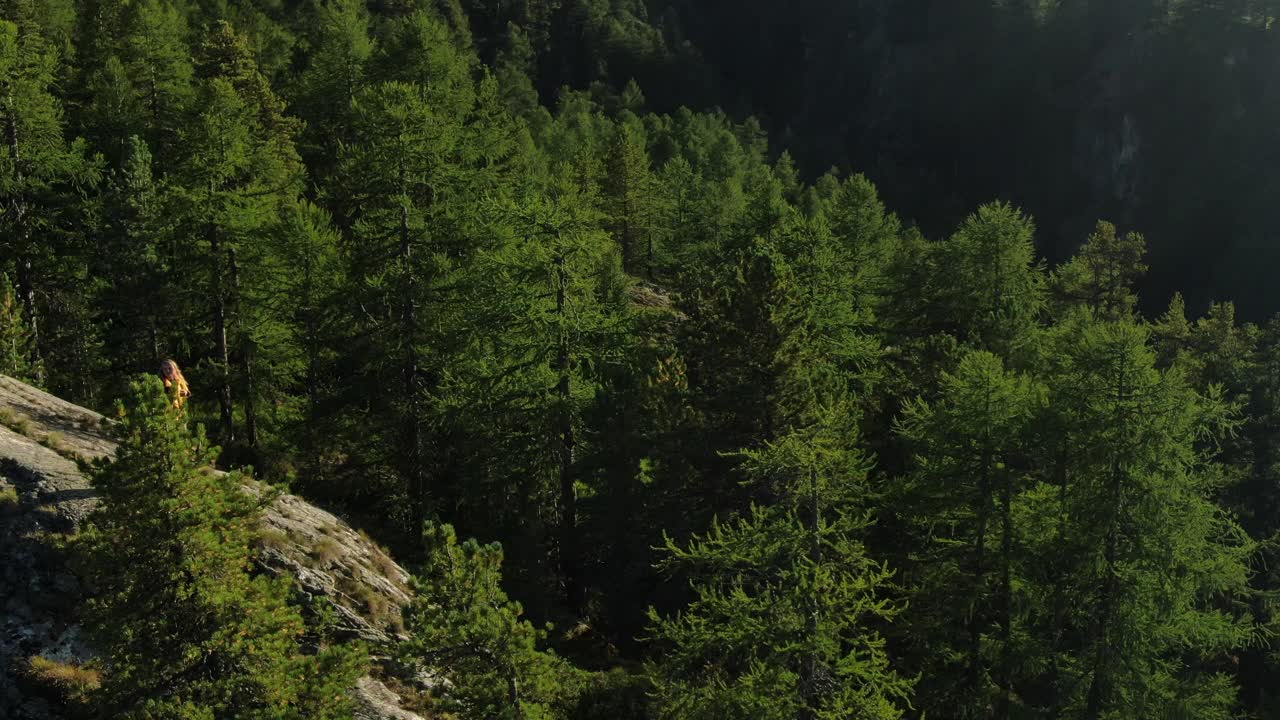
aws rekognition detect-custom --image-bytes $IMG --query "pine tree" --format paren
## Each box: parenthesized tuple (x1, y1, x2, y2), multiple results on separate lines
(894, 350, 1042, 718)
(1020, 318, 1256, 718)
(1048, 220, 1147, 320)
(401, 523, 566, 719)
(73, 377, 366, 718)
(645, 413, 912, 720)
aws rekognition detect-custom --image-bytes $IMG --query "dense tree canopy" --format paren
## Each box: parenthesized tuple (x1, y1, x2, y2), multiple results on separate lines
(7, 0, 1280, 717)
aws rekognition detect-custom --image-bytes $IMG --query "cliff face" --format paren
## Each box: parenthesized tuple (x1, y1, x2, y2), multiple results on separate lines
(0, 375, 424, 719)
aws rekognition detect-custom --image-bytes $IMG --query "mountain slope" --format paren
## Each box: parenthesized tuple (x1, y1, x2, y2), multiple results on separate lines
(0, 375, 424, 719)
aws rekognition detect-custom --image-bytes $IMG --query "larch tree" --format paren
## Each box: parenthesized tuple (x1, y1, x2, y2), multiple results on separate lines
(329, 10, 516, 534)
(931, 202, 1045, 360)
(175, 22, 302, 448)
(1020, 318, 1256, 718)
(602, 121, 660, 277)
(0, 270, 41, 382)
(894, 350, 1042, 718)
(447, 179, 629, 611)
(649, 209, 908, 719)
(1048, 220, 1147, 321)
(0, 14, 101, 395)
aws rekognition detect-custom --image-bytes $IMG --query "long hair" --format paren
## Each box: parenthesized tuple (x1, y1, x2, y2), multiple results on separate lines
(159, 359, 190, 407)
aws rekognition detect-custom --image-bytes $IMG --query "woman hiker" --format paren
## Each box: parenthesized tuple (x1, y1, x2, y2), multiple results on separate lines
(159, 359, 191, 410)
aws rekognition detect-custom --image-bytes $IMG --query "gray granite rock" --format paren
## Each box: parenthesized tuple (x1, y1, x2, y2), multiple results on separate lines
(0, 375, 424, 719)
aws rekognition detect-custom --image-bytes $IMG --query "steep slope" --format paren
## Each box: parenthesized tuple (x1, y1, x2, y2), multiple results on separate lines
(0, 375, 424, 719)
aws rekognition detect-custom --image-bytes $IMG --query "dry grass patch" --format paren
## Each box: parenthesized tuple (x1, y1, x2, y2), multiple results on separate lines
(0, 406, 34, 436)
(40, 431, 70, 456)
(357, 528, 409, 590)
(255, 528, 292, 553)
(370, 547, 403, 582)
(337, 575, 395, 627)
(26, 656, 101, 701)
(309, 537, 343, 566)
(0, 485, 18, 510)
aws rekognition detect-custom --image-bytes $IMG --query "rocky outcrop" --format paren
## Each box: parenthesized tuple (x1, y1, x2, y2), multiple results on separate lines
(0, 376, 424, 719)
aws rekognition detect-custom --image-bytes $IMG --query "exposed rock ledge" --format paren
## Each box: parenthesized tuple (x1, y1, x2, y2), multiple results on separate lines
(0, 375, 424, 720)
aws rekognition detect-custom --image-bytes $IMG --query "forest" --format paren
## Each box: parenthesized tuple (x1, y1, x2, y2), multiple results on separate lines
(5, 0, 1280, 717)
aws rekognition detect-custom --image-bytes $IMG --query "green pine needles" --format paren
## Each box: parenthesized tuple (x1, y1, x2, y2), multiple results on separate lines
(401, 522, 568, 719)
(73, 378, 365, 718)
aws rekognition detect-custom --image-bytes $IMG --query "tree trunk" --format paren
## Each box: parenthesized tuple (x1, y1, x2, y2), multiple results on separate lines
(399, 195, 426, 535)
(555, 249, 582, 610)
(997, 465, 1013, 720)
(800, 462, 822, 720)
(208, 214, 234, 442)
(1084, 369, 1130, 719)
(230, 247, 258, 448)
(6, 100, 43, 384)
(970, 445, 992, 698)
(1047, 445, 1069, 718)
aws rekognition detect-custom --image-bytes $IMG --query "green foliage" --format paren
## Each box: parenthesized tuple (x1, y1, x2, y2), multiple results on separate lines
(1019, 318, 1257, 718)
(1049, 220, 1148, 321)
(646, 415, 912, 720)
(0, 271, 41, 382)
(0, 13, 102, 398)
(73, 377, 366, 718)
(894, 350, 1044, 716)
(932, 201, 1045, 358)
(401, 522, 567, 719)
(9, 0, 1280, 715)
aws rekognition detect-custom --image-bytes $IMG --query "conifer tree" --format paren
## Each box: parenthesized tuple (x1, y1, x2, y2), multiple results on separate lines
(448, 182, 628, 609)
(80, 0, 194, 164)
(895, 350, 1042, 718)
(74, 377, 366, 718)
(0, 15, 101, 394)
(329, 9, 518, 533)
(1048, 220, 1147, 320)
(649, 207, 907, 718)
(177, 25, 302, 446)
(932, 202, 1044, 359)
(646, 413, 912, 720)
(97, 136, 175, 375)
(292, 0, 373, 183)
(401, 522, 566, 719)
(251, 198, 345, 478)
(1021, 319, 1256, 718)
(602, 121, 659, 276)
